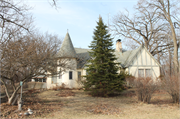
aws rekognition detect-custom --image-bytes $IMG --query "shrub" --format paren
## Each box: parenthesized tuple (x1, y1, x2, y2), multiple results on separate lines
(124, 73, 135, 87)
(161, 74, 179, 103)
(50, 83, 70, 90)
(130, 77, 159, 103)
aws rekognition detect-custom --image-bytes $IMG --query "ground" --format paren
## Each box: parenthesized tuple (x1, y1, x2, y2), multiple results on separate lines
(1, 89, 180, 119)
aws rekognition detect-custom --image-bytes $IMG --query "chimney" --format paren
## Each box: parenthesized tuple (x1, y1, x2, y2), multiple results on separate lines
(116, 39, 122, 52)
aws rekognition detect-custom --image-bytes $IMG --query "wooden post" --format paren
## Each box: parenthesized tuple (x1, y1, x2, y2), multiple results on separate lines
(18, 81, 23, 111)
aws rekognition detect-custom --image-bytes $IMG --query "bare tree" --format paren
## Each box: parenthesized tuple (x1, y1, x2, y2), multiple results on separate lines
(0, 0, 64, 105)
(0, 32, 68, 105)
(0, 0, 33, 104)
(111, 2, 174, 58)
(140, 0, 179, 73)
(49, 0, 58, 8)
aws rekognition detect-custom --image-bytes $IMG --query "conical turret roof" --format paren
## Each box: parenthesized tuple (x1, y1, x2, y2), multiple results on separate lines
(56, 32, 76, 58)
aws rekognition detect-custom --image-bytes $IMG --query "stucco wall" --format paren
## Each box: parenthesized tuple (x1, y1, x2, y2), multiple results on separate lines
(128, 48, 160, 80)
(47, 58, 83, 89)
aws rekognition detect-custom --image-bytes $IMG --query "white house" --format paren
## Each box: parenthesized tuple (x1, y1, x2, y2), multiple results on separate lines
(46, 32, 161, 89)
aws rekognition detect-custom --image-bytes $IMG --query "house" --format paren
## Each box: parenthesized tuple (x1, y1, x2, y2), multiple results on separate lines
(46, 32, 161, 89)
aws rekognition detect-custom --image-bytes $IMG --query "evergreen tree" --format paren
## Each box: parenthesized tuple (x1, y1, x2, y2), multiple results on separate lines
(84, 16, 124, 97)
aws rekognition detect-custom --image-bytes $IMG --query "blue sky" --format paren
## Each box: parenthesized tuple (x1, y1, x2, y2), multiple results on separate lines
(26, 0, 138, 49)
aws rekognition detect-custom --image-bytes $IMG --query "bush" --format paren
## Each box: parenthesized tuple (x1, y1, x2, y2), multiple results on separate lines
(124, 73, 135, 87)
(161, 74, 179, 103)
(130, 77, 159, 103)
(50, 83, 70, 91)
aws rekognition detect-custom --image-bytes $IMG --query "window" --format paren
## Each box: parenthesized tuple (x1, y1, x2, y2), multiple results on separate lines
(145, 69, 152, 78)
(78, 71, 81, 81)
(59, 74, 62, 79)
(43, 78, 46, 82)
(34, 78, 46, 82)
(138, 69, 152, 78)
(52, 75, 57, 84)
(69, 71, 73, 80)
(59, 69, 62, 79)
(138, 69, 144, 78)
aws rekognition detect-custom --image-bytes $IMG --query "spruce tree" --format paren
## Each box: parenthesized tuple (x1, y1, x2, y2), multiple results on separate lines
(84, 16, 124, 97)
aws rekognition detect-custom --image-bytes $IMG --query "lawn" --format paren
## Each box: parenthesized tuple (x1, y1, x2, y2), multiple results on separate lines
(0, 88, 179, 119)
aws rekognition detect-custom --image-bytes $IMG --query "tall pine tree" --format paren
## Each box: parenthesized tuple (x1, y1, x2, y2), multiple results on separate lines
(84, 16, 124, 97)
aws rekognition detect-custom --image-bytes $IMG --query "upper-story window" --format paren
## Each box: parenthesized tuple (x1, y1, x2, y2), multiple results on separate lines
(138, 69, 152, 78)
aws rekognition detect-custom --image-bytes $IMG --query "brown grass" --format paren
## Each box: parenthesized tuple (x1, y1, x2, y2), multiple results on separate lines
(87, 103, 121, 115)
(1, 89, 179, 119)
(56, 90, 75, 97)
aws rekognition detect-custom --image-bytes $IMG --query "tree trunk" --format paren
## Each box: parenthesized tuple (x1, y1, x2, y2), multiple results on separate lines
(173, 45, 179, 74)
(8, 85, 21, 105)
(168, 13, 179, 75)
(168, 48, 172, 76)
(0, 79, 10, 99)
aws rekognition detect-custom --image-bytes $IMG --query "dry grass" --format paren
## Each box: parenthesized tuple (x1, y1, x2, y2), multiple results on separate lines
(87, 103, 121, 115)
(1, 89, 180, 119)
(56, 90, 75, 97)
(44, 89, 179, 119)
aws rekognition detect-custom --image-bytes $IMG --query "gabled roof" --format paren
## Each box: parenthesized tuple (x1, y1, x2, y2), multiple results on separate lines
(56, 32, 76, 58)
(76, 45, 161, 69)
(75, 46, 141, 69)
(114, 46, 141, 67)
(115, 45, 161, 68)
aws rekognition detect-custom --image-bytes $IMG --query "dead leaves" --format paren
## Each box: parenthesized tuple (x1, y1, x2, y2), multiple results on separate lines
(55, 90, 75, 97)
(0, 90, 63, 118)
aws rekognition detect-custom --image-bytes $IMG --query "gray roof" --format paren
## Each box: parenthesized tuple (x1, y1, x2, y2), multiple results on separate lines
(56, 32, 76, 58)
(56, 33, 160, 69)
(75, 45, 161, 69)
(74, 47, 141, 69)
(114, 46, 141, 67)
(75, 48, 91, 69)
